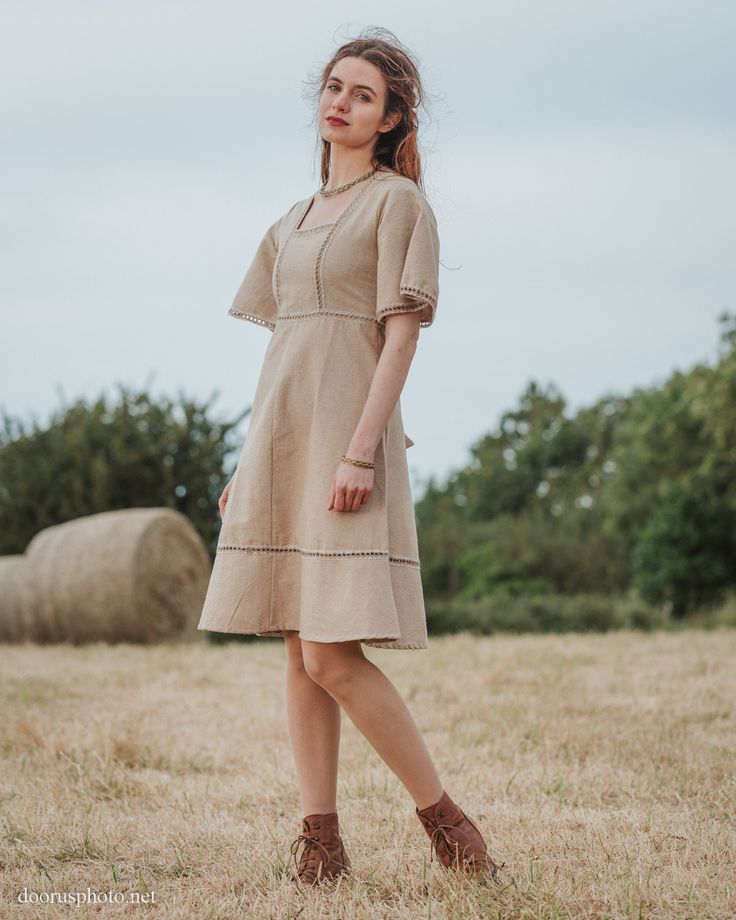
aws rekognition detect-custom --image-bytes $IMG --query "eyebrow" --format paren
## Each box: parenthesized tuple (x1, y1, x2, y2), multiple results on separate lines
(327, 75, 377, 96)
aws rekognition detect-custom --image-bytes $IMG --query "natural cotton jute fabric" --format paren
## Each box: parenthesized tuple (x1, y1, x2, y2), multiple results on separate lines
(197, 171, 440, 649)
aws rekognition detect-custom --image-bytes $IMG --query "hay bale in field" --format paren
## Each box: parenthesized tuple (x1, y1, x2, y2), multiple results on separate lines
(3, 507, 212, 644)
(0, 556, 39, 642)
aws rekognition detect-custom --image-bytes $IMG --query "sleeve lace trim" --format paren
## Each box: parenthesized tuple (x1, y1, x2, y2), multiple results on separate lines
(228, 307, 276, 330)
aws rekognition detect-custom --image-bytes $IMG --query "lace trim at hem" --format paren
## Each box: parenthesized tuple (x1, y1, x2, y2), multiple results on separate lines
(197, 621, 428, 649)
(366, 641, 428, 650)
(287, 633, 428, 649)
(217, 543, 420, 568)
(228, 308, 275, 330)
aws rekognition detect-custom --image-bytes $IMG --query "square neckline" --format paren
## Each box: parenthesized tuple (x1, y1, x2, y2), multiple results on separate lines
(293, 169, 396, 233)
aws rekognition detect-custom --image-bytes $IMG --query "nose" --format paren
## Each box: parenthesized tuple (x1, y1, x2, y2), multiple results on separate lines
(331, 91, 349, 111)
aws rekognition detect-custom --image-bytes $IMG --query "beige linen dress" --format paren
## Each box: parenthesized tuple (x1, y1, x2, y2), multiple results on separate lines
(196, 170, 440, 649)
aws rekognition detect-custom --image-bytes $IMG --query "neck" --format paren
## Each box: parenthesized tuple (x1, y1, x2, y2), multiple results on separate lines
(325, 146, 377, 190)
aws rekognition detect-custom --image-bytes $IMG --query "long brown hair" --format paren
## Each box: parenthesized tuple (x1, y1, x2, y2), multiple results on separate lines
(306, 27, 432, 193)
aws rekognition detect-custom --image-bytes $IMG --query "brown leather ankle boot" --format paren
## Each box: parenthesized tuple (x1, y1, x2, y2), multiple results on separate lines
(416, 789, 501, 882)
(289, 811, 352, 886)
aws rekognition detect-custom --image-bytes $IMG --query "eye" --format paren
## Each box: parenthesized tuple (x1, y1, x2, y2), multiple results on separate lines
(327, 83, 371, 102)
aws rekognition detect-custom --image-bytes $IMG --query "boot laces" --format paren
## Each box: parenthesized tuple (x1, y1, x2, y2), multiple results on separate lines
(427, 819, 474, 864)
(289, 831, 333, 881)
(419, 807, 499, 879)
(421, 810, 489, 867)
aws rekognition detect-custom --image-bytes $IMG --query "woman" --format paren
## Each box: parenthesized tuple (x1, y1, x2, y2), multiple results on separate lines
(197, 29, 501, 887)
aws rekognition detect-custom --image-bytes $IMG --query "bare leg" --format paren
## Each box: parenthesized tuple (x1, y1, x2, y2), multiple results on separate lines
(300, 638, 444, 811)
(283, 631, 342, 816)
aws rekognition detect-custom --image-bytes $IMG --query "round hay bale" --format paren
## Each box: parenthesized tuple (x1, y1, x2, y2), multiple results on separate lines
(0, 556, 38, 642)
(24, 507, 211, 644)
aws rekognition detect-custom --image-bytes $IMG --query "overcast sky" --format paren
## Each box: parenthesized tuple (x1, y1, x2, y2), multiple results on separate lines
(1, 1, 733, 492)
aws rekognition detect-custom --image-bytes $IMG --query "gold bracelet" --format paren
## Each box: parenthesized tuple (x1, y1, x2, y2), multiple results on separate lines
(340, 454, 375, 470)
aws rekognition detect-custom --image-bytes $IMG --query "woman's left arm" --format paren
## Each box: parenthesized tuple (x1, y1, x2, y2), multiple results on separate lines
(327, 312, 421, 512)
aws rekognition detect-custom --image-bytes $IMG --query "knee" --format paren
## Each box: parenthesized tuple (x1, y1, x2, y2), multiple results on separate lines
(302, 644, 363, 692)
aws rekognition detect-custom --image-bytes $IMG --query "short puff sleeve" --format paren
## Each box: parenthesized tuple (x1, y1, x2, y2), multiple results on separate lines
(376, 184, 440, 328)
(227, 216, 282, 331)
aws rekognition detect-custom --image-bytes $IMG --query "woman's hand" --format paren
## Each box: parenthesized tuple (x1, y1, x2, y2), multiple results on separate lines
(328, 461, 374, 512)
(218, 477, 234, 520)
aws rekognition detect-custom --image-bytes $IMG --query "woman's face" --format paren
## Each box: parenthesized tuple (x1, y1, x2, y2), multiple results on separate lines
(319, 56, 399, 154)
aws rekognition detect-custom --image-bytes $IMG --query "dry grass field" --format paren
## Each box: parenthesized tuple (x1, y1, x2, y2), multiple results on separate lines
(1, 629, 734, 919)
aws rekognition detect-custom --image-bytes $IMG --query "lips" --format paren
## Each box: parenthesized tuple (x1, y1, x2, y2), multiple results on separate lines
(327, 117, 348, 126)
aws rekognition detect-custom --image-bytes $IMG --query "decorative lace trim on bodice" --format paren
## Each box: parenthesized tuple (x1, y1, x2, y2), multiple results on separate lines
(292, 221, 336, 235)
(278, 309, 378, 325)
(229, 302, 434, 330)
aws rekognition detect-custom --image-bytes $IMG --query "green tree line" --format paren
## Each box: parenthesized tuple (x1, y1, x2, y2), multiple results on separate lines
(416, 311, 736, 622)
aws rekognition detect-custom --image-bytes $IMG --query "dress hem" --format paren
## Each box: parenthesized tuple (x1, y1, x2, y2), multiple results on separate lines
(196, 621, 428, 650)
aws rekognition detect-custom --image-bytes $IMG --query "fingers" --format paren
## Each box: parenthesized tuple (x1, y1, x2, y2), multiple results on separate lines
(329, 470, 374, 513)
(331, 486, 371, 512)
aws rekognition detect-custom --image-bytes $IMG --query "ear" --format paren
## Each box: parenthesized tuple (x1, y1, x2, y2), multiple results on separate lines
(380, 110, 402, 134)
